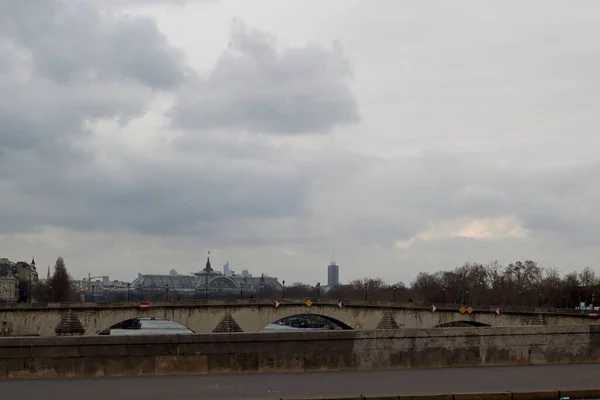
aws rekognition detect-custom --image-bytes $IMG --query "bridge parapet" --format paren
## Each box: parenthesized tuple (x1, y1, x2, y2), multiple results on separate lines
(0, 299, 591, 317)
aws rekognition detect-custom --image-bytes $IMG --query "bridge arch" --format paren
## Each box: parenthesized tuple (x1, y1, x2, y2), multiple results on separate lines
(264, 313, 353, 331)
(436, 321, 490, 328)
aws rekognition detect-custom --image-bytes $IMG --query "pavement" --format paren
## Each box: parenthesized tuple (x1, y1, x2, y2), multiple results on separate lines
(2, 364, 600, 399)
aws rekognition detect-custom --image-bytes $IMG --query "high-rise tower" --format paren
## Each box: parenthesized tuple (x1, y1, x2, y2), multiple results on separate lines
(327, 252, 340, 286)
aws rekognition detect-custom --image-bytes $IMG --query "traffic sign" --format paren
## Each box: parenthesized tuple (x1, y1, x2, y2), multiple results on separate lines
(459, 306, 466, 314)
(337, 301, 345, 309)
(429, 304, 437, 312)
(305, 299, 313, 308)
(495, 308, 502, 316)
(466, 306, 473, 314)
(139, 301, 150, 310)
(272, 301, 280, 308)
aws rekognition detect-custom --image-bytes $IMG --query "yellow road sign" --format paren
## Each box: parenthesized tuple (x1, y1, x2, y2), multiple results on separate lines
(467, 306, 473, 314)
(459, 306, 466, 314)
(305, 299, 313, 307)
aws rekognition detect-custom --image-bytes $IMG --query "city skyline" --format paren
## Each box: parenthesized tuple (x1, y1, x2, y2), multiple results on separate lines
(1, 1, 600, 285)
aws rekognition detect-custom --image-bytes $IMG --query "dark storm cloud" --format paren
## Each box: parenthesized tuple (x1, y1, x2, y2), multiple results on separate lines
(170, 20, 360, 135)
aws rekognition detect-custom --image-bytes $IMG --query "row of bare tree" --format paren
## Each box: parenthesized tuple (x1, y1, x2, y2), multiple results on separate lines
(286, 261, 598, 309)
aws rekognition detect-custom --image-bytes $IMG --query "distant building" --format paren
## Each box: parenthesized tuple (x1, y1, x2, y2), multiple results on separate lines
(223, 262, 235, 276)
(104, 253, 281, 301)
(241, 269, 252, 278)
(327, 261, 340, 287)
(0, 276, 17, 302)
(169, 269, 179, 276)
(0, 257, 38, 302)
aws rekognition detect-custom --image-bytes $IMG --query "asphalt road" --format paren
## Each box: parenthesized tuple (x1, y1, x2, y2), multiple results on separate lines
(2, 364, 600, 399)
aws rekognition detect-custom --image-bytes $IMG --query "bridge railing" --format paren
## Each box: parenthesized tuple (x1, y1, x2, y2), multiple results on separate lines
(0, 298, 593, 317)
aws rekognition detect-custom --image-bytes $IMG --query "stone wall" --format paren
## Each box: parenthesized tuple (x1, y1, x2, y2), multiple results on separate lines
(1, 325, 600, 379)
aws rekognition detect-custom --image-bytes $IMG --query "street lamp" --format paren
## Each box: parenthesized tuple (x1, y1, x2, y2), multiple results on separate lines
(205, 282, 209, 300)
(282, 280, 285, 299)
(165, 284, 169, 301)
(364, 282, 368, 302)
(393, 286, 397, 303)
(126, 283, 130, 301)
(240, 283, 244, 299)
(316, 282, 321, 300)
(91, 285, 95, 302)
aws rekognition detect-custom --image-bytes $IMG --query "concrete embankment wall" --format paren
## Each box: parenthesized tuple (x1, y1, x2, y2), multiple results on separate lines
(1, 325, 599, 379)
(283, 389, 600, 400)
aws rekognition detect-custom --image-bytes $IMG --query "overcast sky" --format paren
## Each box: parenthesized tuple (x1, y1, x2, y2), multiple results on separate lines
(1, 0, 599, 285)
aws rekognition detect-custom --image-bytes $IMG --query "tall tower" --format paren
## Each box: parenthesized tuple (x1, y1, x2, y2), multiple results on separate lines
(327, 252, 340, 286)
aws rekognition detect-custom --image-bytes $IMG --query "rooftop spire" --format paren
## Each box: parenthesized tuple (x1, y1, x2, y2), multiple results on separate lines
(203, 250, 213, 273)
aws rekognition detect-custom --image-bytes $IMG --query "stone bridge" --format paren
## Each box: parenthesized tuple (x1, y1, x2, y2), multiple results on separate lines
(1, 299, 599, 336)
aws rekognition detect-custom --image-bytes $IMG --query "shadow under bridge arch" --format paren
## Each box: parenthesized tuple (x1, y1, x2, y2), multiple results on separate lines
(98, 317, 195, 335)
(263, 313, 353, 331)
(436, 321, 490, 328)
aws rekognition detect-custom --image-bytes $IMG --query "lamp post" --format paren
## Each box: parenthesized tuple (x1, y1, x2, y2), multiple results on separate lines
(282, 280, 285, 299)
(364, 282, 368, 302)
(316, 282, 321, 300)
(126, 283, 130, 301)
(240, 283, 244, 299)
(205, 282, 208, 300)
(393, 286, 396, 303)
(518, 291, 522, 306)
(165, 284, 169, 301)
(91, 285, 95, 302)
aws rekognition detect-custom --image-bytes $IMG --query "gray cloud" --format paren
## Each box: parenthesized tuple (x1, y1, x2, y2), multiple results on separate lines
(0, 0, 186, 89)
(170, 20, 360, 135)
(308, 150, 600, 248)
(0, 3, 335, 243)
(2, 0, 600, 284)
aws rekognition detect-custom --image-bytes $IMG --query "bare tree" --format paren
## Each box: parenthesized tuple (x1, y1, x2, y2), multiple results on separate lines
(48, 257, 77, 302)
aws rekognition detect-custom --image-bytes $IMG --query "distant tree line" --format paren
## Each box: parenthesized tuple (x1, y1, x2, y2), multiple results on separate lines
(285, 261, 599, 309)
(24, 258, 600, 309)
